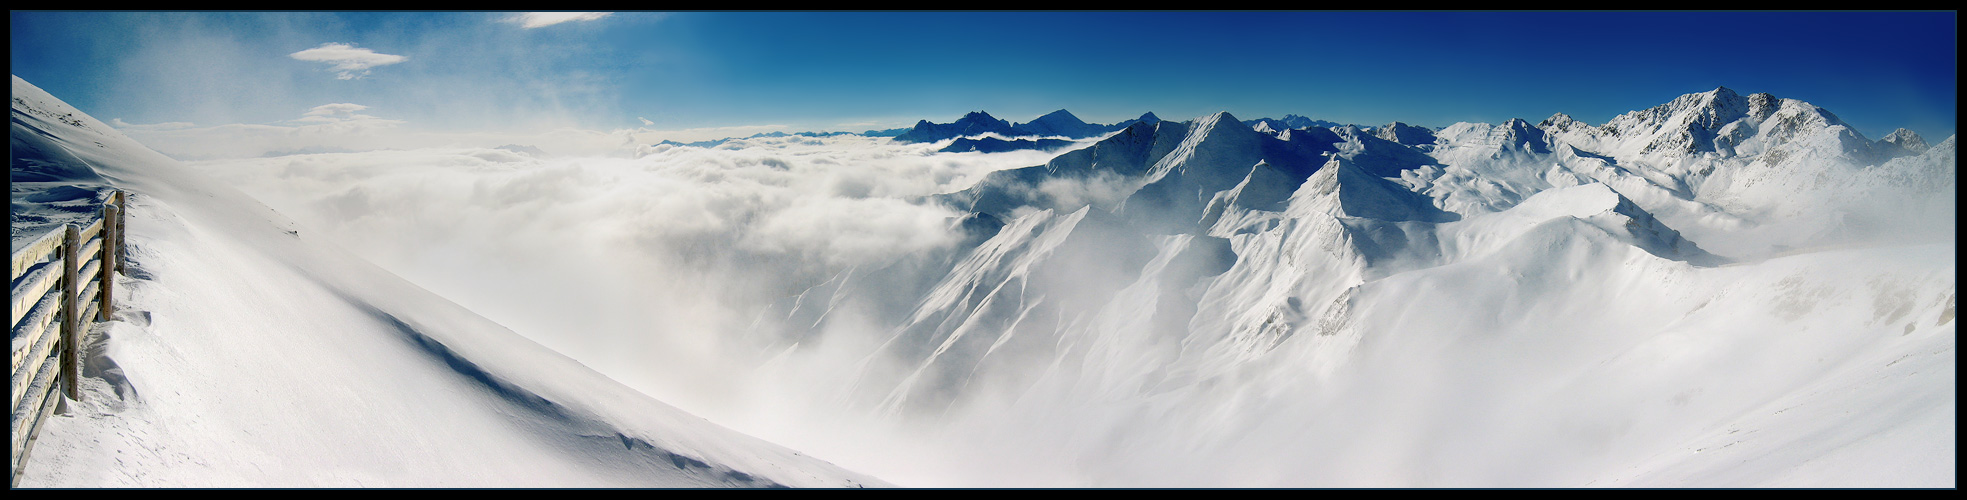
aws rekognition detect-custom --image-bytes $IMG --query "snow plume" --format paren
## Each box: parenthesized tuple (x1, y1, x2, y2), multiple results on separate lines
(187, 135, 1055, 423)
(988, 169, 1140, 219)
(1760, 135, 1957, 251)
(287, 42, 407, 80)
(1653, 134, 1960, 259)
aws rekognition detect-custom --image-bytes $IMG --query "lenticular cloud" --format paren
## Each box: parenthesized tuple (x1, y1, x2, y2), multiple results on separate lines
(288, 42, 407, 80)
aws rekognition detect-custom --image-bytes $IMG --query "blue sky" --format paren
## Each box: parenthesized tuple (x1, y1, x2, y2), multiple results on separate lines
(9, 11, 1958, 150)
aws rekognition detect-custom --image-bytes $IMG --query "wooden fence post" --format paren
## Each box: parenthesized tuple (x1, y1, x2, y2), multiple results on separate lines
(59, 224, 81, 403)
(99, 203, 117, 321)
(113, 191, 127, 274)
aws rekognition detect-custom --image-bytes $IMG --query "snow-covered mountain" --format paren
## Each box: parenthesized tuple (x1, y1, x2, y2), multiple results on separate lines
(10, 76, 885, 487)
(1015, 109, 1115, 139)
(754, 88, 1956, 486)
(1373, 121, 1438, 146)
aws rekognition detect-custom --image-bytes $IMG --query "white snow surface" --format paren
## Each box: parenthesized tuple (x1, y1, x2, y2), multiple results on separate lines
(15, 76, 1956, 488)
(11, 76, 884, 487)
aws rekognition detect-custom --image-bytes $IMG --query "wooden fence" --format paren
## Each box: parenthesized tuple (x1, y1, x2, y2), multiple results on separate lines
(10, 191, 127, 486)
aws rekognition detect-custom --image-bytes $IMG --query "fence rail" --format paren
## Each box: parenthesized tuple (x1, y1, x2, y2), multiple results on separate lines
(10, 190, 126, 487)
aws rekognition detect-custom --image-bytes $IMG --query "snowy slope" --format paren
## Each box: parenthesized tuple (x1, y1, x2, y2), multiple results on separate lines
(10, 76, 884, 487)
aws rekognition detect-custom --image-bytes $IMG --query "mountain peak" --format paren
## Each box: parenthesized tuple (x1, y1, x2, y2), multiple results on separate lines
(1011, 109, 1107, 138)
(892, 111, 1017, 143)
(1277, 114, 1346, 130)
(1659, 86, 1749, 115)
(1202, 111, 1241, 125)
(1883, 128, 1928, 148)
(1496, 118, 1552, 154)
(1034, 109, 1080, 122)
(1292, 158, 1458, 223)
(1604, 87, 1773, 155)
(1376, 121, 1438, 146)
(953, 110, 1014, 129)
(1877, 128, 1931, 158)
(1170, 112, 1256, 151)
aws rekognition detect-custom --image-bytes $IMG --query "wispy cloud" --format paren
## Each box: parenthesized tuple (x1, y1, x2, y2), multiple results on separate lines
(117, 103, 408, 159)
(289, 42, 408, 80)
(294, 103, 386, 123)
(109, 118, 197, 131)
(506, 12, 613, 29)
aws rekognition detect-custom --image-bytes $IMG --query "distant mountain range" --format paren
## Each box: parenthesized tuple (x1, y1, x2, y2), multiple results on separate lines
(889, 109, 1160, 144)
(660, 109, 1385, 153)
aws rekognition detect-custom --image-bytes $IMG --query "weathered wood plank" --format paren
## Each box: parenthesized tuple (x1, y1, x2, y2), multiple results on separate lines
(75, 238, 101, 271)
(78, 301, 97, 332)
(10, 377, 60, 488)
(77, 282, 99, 320)
(9, 327, 59, 412)
(11, 350, 58, 438)
(76, 261, 100, 301)
(11, 352, 59, 451)
(10, 289, 60, 375)
(10, 259, 60, 330)
(10, 230, 62, 282)
(76, 217, 104, 245)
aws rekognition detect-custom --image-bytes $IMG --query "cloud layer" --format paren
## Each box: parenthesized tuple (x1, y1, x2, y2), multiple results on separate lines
(111, 103, 908, 161)
(288, 42, 408, 80)
(188, 136, 1059, 415)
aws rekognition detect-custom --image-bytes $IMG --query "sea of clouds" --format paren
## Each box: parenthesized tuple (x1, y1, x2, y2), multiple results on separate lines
(185, 133, 1066, 441)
